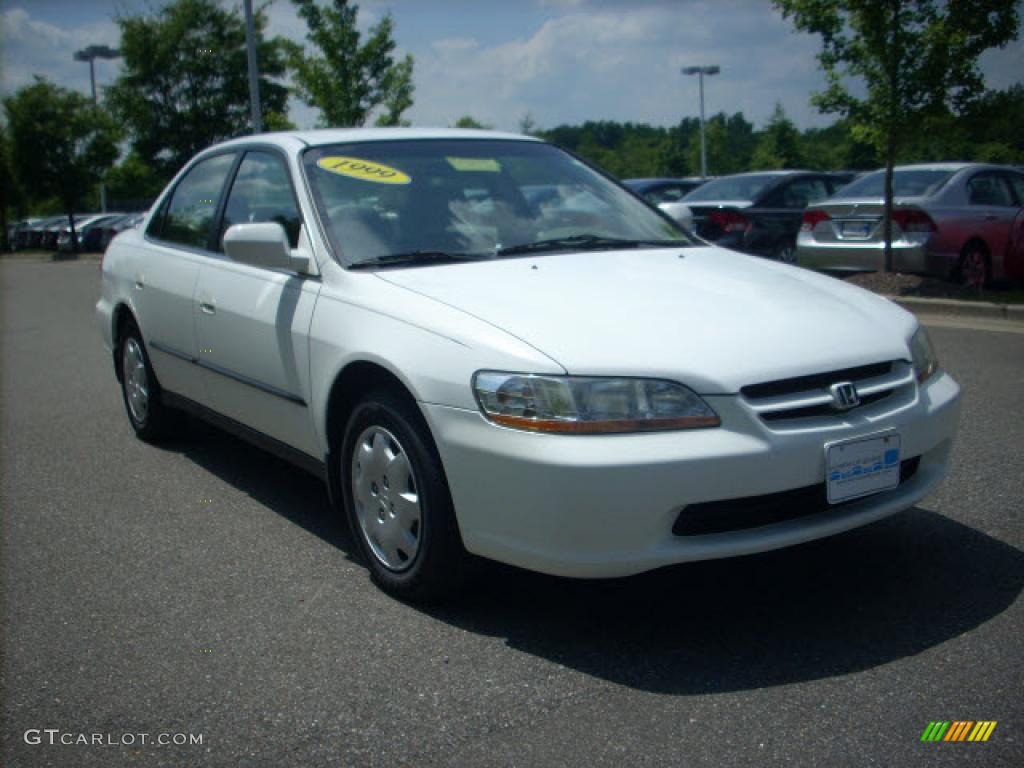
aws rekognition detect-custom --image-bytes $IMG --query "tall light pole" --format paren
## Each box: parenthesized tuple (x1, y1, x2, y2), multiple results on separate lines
(73, 44, 120, 212)
(681, 65, 720, 179)
(243, 0, 263, 133)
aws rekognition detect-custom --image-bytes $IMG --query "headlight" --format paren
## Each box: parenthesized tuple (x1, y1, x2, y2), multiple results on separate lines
(910, 327, 939, 383)
(472, 372, 720, 434)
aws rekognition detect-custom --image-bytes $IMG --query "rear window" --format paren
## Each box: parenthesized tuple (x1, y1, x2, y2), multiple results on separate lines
(682, 173, 785, 203)
(834, 169, 955, 199)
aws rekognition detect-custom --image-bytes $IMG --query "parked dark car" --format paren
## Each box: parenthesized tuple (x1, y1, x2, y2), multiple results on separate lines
(77, 214, 127, 251)
(670, 170, 856, 262)
(98, 212, 146, 251)
(623, 177, 708, 206)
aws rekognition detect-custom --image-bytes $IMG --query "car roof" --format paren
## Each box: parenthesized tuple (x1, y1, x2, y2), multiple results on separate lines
(213, 127, 541, 153)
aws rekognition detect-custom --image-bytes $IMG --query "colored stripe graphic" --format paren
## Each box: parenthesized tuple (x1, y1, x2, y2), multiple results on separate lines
(921, 721, 996, 742)
(944, 721, 972, 741)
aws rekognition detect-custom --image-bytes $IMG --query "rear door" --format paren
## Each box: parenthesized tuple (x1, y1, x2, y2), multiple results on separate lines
(965, 171, 1018, 275)
(135, 151, 237, 404)
(193, 148, 321, 457)
(1003, 172, 1024, 279)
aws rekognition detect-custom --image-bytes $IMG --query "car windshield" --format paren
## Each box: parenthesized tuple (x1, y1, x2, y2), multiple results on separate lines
(833, 169, 955, 199)
(302, 139, 693, 267)
(681, 173, 785, 202)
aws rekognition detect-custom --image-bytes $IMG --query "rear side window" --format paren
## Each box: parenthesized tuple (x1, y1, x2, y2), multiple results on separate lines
(219, 151, 303, 249)
(968, 173, 1015, 207)
(644, 184, 687, 204)
(153, 153, 236, 249)
(1005, 173, 1024, 205)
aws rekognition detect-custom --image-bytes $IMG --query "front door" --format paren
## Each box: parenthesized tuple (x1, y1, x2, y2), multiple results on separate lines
(193, 150, 322, 458)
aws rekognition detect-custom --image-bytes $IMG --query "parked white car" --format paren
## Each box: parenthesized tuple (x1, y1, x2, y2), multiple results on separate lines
(97, 128, 961, 601)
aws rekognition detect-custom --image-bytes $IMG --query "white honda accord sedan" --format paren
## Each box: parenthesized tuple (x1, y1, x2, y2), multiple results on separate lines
(97, 128, 961, 600)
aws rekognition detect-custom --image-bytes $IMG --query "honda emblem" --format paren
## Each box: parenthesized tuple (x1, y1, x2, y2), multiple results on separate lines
(829, 381, 860, 410)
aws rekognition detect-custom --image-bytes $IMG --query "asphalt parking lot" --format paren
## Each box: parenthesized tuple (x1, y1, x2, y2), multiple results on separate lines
(2, 259, 1022, 767)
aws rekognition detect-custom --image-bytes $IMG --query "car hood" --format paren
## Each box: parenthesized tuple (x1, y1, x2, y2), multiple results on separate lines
(375, 247, 917, 394)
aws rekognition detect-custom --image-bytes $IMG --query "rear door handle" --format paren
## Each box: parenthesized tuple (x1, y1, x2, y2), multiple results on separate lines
(984, 214, 998, 221)
(134, 278, 144, 290)
(199, 301, 216, 315)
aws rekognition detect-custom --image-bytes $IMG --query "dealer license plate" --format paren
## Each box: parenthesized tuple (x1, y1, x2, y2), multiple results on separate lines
(840, 220, 872, 238)
(826, 433, 901, 504)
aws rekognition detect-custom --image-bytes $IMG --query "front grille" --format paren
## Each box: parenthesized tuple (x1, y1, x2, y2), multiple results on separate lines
(741, 360, 914, 424)
(672, 456, 920, 536)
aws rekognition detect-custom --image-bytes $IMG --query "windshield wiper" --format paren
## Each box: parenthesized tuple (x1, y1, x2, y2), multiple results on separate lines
(495, 235, 688, 257)
(348, 250, 488, 270)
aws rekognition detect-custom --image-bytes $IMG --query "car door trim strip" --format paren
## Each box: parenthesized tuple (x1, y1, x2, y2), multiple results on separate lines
(150, 340, 307, 407)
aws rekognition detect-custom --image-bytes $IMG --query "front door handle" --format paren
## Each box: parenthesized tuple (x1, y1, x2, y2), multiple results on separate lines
(984, 214, 998, 221)
(134, 277, 144, 290)
(199, 301, 216, 315)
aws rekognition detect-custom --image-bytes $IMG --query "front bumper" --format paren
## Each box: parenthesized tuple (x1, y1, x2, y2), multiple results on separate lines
(423, 372, 961, 578)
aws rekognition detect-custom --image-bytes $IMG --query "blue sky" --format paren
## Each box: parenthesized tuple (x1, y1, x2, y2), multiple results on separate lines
(2, 0, 1022, 133)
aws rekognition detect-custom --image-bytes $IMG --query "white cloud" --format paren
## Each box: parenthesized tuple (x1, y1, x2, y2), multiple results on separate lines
(1, 7, 121, 96)
(407, 1, 834, 131)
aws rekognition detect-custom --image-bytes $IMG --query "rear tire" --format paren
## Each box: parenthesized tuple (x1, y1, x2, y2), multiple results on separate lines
(118, 321, 178, 442)
(772, 239, 797, 264)
(956, 241, 990, 289)
(340, 389, 467, 602)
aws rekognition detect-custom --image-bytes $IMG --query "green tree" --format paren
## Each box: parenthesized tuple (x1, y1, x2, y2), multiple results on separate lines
(288, 0, 414, 127)
(518, 112, 538, 136)
(685, 112, 755, 176)
(4, 78, 119, 251)
(452, 115, 489, 129)
(105, 153, 169, 208)
(774, 0, 1020, 271)
(107, 0, 291, 177)
(751, 103, 805, 169)
(0, 122, 19, 250)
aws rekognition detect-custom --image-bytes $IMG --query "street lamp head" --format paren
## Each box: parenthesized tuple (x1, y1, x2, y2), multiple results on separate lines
(73, 45, 121, 62)
(681, 65, 720, 76)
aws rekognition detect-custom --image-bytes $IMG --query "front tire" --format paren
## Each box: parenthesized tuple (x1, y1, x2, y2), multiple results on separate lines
(118, 322, 177, 442)
(340, 389, 467, 602)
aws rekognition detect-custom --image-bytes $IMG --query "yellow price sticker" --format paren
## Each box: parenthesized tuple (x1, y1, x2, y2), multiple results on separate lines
(317, 156, 411, 184)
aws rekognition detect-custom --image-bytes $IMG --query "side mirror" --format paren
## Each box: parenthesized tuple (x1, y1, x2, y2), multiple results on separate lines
(222, 222, 313, 273)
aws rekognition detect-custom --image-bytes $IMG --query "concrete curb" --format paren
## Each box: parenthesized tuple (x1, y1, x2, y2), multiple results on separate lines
(884, 295, 1024, 324)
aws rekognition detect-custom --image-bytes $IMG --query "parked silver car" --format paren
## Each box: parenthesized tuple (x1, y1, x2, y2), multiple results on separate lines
(797, 163, 1024, 285)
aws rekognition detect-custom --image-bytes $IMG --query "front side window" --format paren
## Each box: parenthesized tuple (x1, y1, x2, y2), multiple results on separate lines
(156, 153, 236, 249)
(303, 140, 692, 267)
(220, 151, 302, 249)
